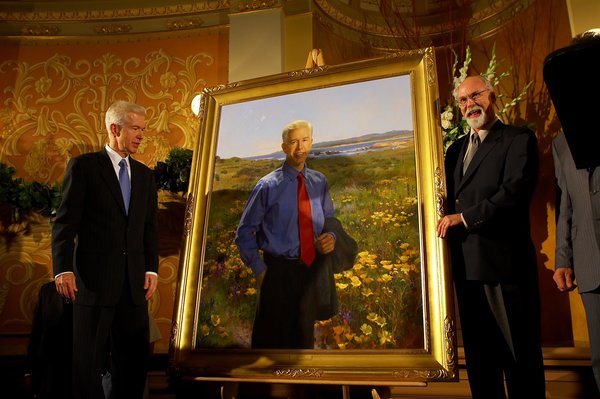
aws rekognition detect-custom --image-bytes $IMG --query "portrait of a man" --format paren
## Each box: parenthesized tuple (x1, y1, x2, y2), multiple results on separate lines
(235, 120, 357, 349)
(196, 75, 424, 351)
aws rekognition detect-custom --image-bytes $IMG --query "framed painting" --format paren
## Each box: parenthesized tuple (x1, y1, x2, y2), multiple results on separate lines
(170, 48, 456, 386)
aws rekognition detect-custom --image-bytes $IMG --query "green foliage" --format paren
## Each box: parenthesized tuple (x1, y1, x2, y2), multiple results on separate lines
(153, 147, 193, 193)
(0, 163, 62, 222)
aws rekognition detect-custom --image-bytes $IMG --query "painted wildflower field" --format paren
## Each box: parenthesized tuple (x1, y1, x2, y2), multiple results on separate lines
(196, 138, 423, 350)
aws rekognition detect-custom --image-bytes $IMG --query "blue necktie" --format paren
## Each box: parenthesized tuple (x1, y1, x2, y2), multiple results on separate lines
(118, 159, 130, 214)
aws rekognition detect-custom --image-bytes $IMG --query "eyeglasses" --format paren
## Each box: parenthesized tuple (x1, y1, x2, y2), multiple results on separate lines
(457, 89, 489, 107)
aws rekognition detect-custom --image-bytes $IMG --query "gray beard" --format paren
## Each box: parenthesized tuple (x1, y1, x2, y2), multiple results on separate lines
(465, 107, 487, 130)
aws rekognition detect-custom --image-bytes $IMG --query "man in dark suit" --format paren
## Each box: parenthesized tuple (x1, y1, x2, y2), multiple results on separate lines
(437, 75, 545, 398)
(52, 100, 159, 399)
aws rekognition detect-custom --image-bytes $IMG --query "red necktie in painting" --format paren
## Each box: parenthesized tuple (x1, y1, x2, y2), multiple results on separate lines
(297, 172, 315, 266)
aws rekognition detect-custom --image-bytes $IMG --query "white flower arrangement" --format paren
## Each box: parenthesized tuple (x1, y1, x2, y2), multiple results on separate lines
(441, 43, 533, 152)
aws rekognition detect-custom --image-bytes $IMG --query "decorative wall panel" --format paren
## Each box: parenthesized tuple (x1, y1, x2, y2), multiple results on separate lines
(0, 29, 228, 355)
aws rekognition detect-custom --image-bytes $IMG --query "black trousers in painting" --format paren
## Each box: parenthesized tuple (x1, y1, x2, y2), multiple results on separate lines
(251, 253, 317, 349)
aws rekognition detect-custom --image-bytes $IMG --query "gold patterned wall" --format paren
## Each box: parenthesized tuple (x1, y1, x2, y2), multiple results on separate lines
(0, 28, 228, 355)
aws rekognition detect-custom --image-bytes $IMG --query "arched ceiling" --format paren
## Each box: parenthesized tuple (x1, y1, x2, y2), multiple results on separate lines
(0, 0, 534, 48)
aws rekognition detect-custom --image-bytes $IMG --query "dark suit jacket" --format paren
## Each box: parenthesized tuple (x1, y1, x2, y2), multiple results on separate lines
(445, 120, 538, 282)
(314, 217, 358, 320)
(52, 148, 159, 306)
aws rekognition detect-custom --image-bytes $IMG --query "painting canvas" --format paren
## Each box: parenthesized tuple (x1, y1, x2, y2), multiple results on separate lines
(170, 49, 457, 384)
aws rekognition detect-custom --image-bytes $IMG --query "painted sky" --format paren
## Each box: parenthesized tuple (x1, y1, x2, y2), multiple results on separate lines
(216, 74, 413, 159)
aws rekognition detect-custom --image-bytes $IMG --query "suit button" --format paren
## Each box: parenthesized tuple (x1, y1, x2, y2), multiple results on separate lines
(122, 250, 126, 255)
(455, 199, 460, 204)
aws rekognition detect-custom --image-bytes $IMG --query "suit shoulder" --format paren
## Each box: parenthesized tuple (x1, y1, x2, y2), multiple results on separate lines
(500, 123, 535, 139)
(446, 135, 467, 155)
(67, 150, 103, 167)
(130, 157, 153, 173)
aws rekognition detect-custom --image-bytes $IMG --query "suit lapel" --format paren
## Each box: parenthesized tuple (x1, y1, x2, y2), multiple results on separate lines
(98, 148, 128, 216)
(129, 158, 149, 220)
(456, 121, 503, 193)
(453, 135, 469, 187)
(130, 159, 140, 219)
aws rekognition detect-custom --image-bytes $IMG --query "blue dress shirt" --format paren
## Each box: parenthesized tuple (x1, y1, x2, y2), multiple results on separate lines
(235, 162, 335, 275)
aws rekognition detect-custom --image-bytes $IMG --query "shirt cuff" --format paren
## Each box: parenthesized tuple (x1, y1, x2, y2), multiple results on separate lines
(54, 271, 74, 279)
(146, 271, 158, 277)
(460, 213, 468, 228)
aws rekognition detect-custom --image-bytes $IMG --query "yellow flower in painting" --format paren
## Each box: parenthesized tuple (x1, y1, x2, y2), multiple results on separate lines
(353, 335, 365, 343)
(336, 282, 349, 290)
(363, 277, 374, 284)
(403, 196, 418, 206)
(379, 330, 393, 345)
(217, 326, 229, 338)
(333, 273, 343, 280)
(333, 325, 346, 336)
(352, 263, 364, 272)
(380, 274, 393, 283)
(367, 313, 379, 323)
(399, 264, 412, 273)
(317, 319, 332, 326)
(375, 316, 387, 327)
(344, 333, 355, 341)
(400, 243, 410, 249)
(399, 255, 410, 263)
(245, 287, 257, 295)
(380, 261, 393, 271)
(361, 288, 373, 297)
(360, 324, 373, 335)
(239, 270, 248, 278)
(200, 324, 210, 336)
(211, 315, 221, 326)
(350, 276, 361, 287)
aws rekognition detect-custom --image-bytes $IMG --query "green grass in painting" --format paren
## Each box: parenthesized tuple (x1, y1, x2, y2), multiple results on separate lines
(197, 141, 423, 350)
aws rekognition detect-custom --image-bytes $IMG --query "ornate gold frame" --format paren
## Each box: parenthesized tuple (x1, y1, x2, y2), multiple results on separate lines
(169, 48, 457, 385)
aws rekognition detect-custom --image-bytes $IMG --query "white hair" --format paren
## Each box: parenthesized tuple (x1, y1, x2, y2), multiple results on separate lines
(282, 120, 313, 142)
(105, 100, 146, 134)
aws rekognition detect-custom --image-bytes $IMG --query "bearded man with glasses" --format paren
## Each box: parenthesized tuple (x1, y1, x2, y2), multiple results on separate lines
(436, 75, 545, 398)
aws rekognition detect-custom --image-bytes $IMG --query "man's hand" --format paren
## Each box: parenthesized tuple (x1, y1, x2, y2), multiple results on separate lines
(436, 214, 464, 238)
(553, 267, 576, 292)
(316, 233, 335, 254)
(55, 272, 77, 302)
(144, 273, 158, 301)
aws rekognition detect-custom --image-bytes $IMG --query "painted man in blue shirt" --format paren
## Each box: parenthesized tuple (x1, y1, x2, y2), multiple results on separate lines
(235, 120, 336, 349)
